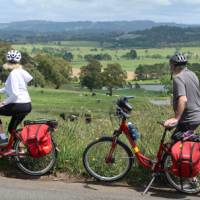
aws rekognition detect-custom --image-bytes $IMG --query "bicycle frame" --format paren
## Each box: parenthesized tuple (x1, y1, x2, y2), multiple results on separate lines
(108, 118, 171, 173)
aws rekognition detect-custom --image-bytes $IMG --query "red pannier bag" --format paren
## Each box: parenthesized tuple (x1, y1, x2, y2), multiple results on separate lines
(20, 124, 52, 158)
(171, 141, 200, 177)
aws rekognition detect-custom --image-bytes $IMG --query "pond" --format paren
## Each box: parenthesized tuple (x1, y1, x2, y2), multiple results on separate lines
(135, 84, 165, 92)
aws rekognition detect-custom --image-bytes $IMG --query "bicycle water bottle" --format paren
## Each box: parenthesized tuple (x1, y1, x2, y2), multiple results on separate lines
(127, 122, 140, 140)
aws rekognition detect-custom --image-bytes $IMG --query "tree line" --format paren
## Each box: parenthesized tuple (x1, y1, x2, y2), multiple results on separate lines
(135, 63, 168, 80)
(0, 41, 127, 94)
(0, 42, 72, 89)
(3, 25, 200, 48)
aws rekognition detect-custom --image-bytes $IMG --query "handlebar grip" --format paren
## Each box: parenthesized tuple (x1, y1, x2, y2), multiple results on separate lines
(124, 96, 135, 100)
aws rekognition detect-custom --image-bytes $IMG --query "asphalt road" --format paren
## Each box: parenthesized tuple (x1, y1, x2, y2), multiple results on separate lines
(0, 176, 199, 200)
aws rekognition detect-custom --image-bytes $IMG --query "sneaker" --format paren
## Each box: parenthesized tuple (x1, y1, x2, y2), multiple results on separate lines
(182, 178, 200, 189)
(0, 138, 8, 146)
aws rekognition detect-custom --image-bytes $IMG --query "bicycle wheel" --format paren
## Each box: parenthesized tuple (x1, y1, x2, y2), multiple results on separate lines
(83, 136, 134, 182)
(163, 154, 200, 194)
(14, 139, 57, 176)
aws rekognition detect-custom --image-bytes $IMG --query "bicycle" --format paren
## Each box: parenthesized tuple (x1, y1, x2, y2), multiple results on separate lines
(83, 96, 200, 194)
(0, 118, 58, 176)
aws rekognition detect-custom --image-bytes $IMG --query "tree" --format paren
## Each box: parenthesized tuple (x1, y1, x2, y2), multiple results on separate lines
(0, 42, 11, 82)
(0, 41, 11, 65)
(84, 53, 112, 62)
(122, 49, 137, 60)
(21, 52, 35, 65)
(25, 63, 45, 87)
(102, 63, 127, 96)
(34, 54, 72, 89)
(63, 52, 74, 62)
(135, 63, 168, 80)
(80, 60, 103, 92)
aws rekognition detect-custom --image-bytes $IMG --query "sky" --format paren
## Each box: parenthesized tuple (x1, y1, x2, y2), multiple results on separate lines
(0, 0, 200, 24)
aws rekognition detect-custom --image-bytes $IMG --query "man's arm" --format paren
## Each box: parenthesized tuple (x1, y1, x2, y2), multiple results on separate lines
(175, 95, 187, 120)
(164, 95, 187, 127)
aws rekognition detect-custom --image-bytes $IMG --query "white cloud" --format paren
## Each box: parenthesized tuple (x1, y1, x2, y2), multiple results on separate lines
(0, 0, 200, 23)
(181, 0, 200, 4)
(13, 0, 28, 6)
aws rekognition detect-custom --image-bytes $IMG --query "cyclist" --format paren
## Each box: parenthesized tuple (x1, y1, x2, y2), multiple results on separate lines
(0, 50, 32, 145)
(164, 53, 200, 139)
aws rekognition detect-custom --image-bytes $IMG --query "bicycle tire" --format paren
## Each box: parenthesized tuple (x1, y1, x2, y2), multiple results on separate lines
(14, 139, 57, 176)
(83, 136, 134, 182)
(163, 153, 200, 194)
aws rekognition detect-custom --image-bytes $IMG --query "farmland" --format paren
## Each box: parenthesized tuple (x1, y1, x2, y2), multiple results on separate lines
(13, 42, 200, 75)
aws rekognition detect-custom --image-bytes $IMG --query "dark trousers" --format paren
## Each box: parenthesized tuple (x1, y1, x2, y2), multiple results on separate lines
(172, 122, 200, 140)
(0, 103, 32, 133)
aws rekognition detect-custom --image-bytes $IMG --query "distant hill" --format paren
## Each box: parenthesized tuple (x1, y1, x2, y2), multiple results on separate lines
(0, 20, 200, 47)
(0, 20, 191, 33)
(116, 26, 200, 48)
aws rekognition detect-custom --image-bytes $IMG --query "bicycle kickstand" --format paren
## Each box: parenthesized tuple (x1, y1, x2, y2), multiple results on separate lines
(142, 173, 156, 195)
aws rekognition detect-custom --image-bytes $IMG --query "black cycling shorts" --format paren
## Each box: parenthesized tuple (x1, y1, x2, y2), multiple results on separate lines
(0, 103, 32, 133)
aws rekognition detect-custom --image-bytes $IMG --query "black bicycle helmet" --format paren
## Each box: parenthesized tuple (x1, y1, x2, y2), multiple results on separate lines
(169, 53, 187, 66)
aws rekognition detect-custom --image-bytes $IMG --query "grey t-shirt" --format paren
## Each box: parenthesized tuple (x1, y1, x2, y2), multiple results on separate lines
(173, 68, 200, 124)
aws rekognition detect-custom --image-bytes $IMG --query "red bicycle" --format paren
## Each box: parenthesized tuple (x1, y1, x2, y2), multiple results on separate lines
(0, 119, 58, 176)
(83, 97, 200, 194)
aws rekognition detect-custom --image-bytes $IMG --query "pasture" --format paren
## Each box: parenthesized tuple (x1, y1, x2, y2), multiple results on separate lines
(13, 42, 200, 73)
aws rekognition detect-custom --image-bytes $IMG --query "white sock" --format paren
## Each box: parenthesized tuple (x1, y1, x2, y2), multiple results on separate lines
(0, 133, 7, 140)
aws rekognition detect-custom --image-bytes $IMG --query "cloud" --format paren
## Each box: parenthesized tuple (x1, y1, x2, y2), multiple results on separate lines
(13, 0, 28, 6)
(180, 0, 200, 4)
(0, 0, 199, 23)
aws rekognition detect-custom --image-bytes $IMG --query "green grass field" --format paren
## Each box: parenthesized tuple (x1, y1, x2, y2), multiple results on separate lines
(13, 43, 200, 73)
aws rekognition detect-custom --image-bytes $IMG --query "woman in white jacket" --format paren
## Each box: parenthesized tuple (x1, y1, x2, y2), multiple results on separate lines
(0, 50, 32, 144)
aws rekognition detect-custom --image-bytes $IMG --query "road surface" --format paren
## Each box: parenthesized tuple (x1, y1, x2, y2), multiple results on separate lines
(0, 176, 199, 200)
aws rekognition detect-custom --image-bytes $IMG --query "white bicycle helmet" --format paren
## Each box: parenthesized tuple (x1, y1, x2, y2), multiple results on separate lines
(6, 50, 22, 63)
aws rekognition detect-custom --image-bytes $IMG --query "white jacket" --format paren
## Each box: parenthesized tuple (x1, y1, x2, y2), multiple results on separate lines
(0, 68, 33, 105)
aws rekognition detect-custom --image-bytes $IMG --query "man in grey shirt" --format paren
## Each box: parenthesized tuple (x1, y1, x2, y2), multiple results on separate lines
(164, 53, 200, 139)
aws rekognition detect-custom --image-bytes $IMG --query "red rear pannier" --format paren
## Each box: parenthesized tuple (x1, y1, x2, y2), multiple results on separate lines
(20, 124, 52, 158)
(171, 141, 200, 177)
